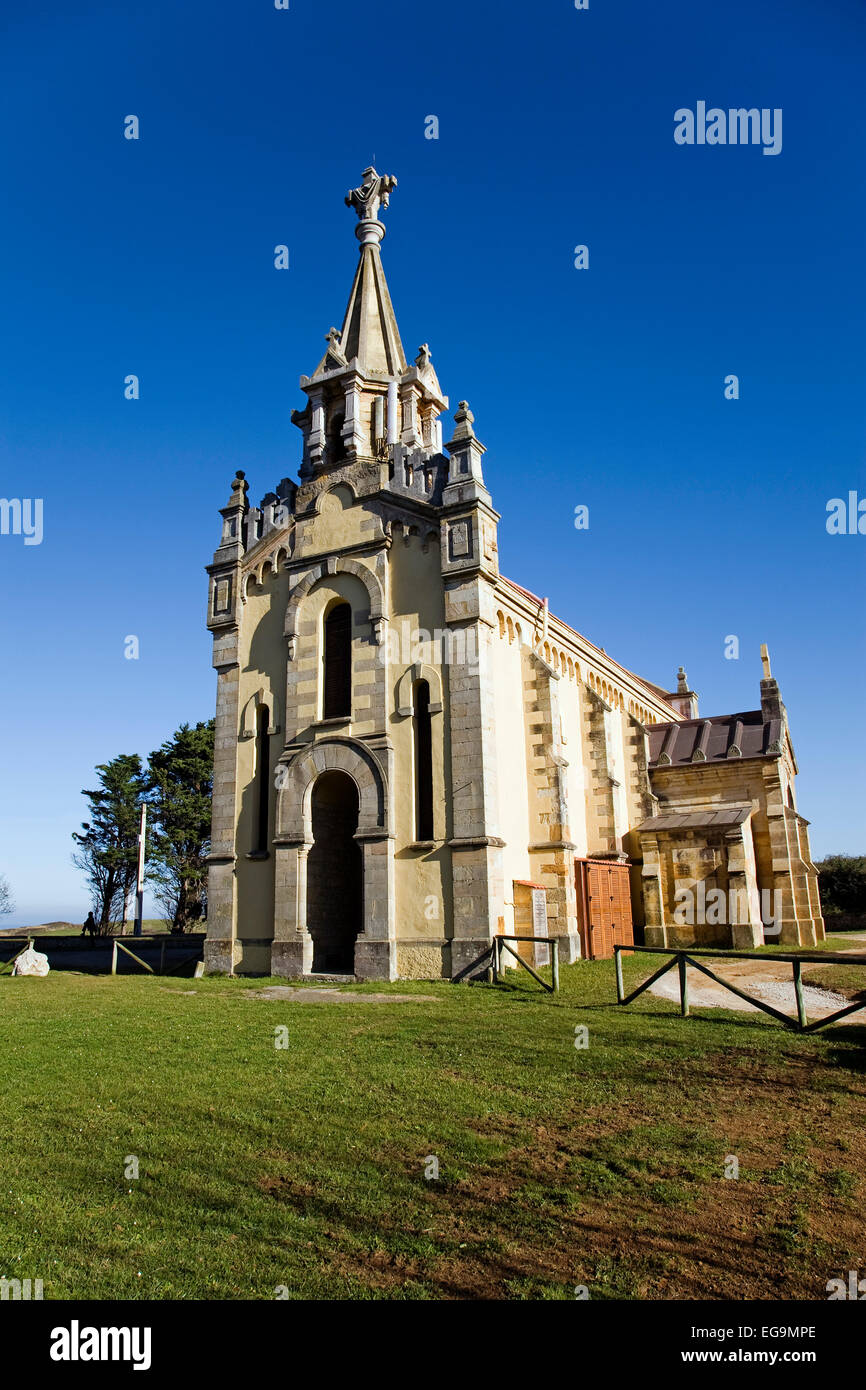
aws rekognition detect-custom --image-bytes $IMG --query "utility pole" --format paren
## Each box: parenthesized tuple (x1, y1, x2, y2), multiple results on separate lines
(133, 803, 146, 938)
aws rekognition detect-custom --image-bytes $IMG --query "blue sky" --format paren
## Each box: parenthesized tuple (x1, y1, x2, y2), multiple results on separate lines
(1, 0, 863, 925)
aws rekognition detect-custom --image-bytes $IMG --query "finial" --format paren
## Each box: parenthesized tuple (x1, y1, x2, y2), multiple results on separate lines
(677, 665, 689, 694)
(451, 401, 476, 440)
(345, 166, 398, 248)
(324, 326, 346, 362)
(760, 644, 772, 679)
(416, 343, 432, 368)
(224, 470, 248, 509)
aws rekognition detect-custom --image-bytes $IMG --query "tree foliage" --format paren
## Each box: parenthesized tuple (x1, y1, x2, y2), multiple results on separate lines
(146, 721, 214, 933)
(815, 855, 866, 915)
(72, 755, 147, 933)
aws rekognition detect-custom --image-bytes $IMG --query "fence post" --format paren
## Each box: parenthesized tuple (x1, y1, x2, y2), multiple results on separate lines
(678, 954, 689, 1017)
(792, 959, 807, 1031)
(614, 946, 624, 1004)
(111, 940, 118, 976)
(551, 940, 560, 993)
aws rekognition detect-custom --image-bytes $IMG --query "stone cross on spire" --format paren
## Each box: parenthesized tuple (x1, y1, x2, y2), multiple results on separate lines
(345, 166, 397, 221)
(345, 166, 398, 247)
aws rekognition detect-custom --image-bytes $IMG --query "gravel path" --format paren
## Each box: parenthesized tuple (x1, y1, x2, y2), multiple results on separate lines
(649, 962, 857, 1020)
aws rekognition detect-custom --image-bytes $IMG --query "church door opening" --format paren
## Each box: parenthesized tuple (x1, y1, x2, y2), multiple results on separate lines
(307, 771, 362, 973)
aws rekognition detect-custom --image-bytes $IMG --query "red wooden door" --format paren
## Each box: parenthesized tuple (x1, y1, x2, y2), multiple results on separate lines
(575, 859, 634, 959)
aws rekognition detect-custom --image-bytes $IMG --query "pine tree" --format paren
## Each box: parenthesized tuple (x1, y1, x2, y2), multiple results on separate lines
(72, 755, 146, 933)
(146, 721, 214, 933)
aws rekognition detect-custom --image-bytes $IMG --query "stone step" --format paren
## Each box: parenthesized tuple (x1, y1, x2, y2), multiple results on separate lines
(305, 972, 356, 983)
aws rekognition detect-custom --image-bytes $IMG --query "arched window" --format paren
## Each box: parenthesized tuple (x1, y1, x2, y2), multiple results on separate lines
(413, 680, 434, 841)
(323, 602, 352, 719)
(254, 704, 270, 855)
(327, 410, 345, 462)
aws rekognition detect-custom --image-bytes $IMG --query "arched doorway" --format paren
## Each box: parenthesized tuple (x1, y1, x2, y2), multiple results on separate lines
(307, 771, 362, 973)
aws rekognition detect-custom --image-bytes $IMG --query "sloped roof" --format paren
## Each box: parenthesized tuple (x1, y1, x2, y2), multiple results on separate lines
(648, 710, 783, 767)
(635, 807, 750, 833)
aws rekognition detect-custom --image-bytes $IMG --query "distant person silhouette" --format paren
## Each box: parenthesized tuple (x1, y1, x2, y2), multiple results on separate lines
(81, 912, 97, 937)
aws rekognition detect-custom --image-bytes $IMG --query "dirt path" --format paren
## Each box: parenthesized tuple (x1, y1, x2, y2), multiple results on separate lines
(243, 986, 438, 1004)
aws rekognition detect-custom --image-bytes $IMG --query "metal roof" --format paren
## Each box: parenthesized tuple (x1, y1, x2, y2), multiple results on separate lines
(635, 808, 751, 833)
(647, 711, 782, 767)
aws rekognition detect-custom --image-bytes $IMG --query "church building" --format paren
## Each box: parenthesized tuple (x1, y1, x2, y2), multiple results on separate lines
(203, 168, 823, 979)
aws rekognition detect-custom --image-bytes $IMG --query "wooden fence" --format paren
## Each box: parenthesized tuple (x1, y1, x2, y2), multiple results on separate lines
(614, 943, 866, 1033)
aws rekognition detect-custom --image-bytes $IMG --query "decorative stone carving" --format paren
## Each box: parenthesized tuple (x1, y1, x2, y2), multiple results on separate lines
(345, 166, 398, 224)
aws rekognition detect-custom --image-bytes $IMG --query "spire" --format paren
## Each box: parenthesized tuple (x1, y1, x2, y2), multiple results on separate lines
(325, 166, 407, 377)
(295, 167, 448, 476)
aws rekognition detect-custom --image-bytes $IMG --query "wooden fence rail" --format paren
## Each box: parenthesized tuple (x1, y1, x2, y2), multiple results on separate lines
(0, 939, 34, 975)
(494, 936, 560, 993)
(452, 936, 560, 993)
(614, 943, 866, 1033)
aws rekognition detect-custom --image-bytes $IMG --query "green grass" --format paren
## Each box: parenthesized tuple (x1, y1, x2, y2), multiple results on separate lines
(1, 957, 865, 1300)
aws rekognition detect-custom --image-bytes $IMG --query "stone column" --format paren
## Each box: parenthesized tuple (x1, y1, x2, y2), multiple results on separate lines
(354, 832, 397, 980)
(272, 841, 313, 977)
(766, 803, 802, 945)
(797, 817, 825, 943)
(205, 632, 242, 974)
(525, 650, 580, 963)
(400, 382, 422, 449)
(445, 594, 504, 977)
(727, 824, 763, 948)
(308, 389, 325, 469)
(641, 840, 668, 947)
(439, 404, 502, 978)
(342, 376, 364, 457)
(582, 687, 617, 853)
(204, 472, 247, 976)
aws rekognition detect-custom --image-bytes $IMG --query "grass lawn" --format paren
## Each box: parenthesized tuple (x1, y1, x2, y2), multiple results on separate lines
(2, 957, 865, 1301)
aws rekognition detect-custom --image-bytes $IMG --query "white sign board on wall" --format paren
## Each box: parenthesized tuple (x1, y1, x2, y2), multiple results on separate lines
(531, 888, 549, 966)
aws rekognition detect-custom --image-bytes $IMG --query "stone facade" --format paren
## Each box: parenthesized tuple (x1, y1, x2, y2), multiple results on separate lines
(203, 169, 822, 979)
